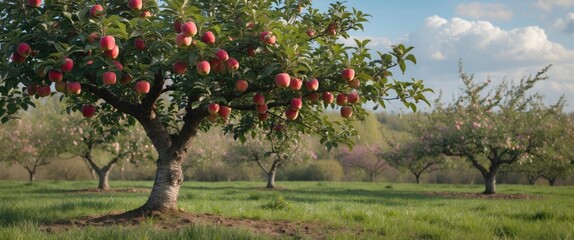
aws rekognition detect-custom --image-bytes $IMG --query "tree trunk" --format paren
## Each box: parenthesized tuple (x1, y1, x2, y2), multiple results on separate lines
(415, 174, 421, 184)
(140, 151, 185, 211)
(97, 170, 111, 190)
(548, 177, 556, 186)
(28, 170, 36, 182)
(370, 172, 376, 182)
(266, 168, 276, 188)
(527, 176, 538, 185)
(483, 173, 497, 194)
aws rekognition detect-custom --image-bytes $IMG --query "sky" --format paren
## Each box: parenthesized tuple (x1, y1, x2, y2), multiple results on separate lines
(314, 0, 574, 112)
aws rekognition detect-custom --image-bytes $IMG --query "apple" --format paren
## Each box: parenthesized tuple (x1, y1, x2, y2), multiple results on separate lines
(181, 21, 197, 37)
(472, 122, 481, 129)
(37, 85, 51, 97)
(48, 70, 63, 82)
(104, 45, 119, 59)
(210, 59, 225, 73)
(289, 77, 302, 90)
(208, 103, 220, 115)
(82, 104, 96, 118)
(201, 31, 215, 45)
(135, 80, 150, 94)
(173, 61, 187, 74)
(55, 82, 67, 93)
(306, 29, 315, 37)
(340, 106, 353, 118)
(128, 0, 142, 11)
(99, 36, 115, 51)
(235, 80, 248, 92)
(27, 0, 41, 7)
(196, 61, 211, 75)
(225, 57, 239, 71)
(16, 43, 31, 58)
(67, 82, 81, 95)
(259, 31, 271, 41)
(305, 78, 319, 92)
(134, 38, 146, 50)
(258, 113, 268, 121)
(290, 98, 303, 111)
(327, 23, 337, 35)
(253, 93, 265, 105)
(207, 114, 218, 123)
(175, 34, 192, 47)
(26, 85, 37, 95)
(275, 73, 290, 88)
(348, 79, 360, 89)
(247, 46, 256, 57)
(102, 71, 117, 85)
(87, 32, 99, 43)
(322, 92, 334, 104)
(342, 68, 355, 81)
(260, 31, 275, 44)
(174, 21, 182, 33)
(218, 106, 231, 119)
(120, 73, 133, 85)
(347, 92, 359, 104)
(90, 4, 104, 17)
(273, 123, 285, 132)
(336, 93, 347, 106)
(113, 61, 123, 72)
(11, 52, 26, 63)
(254, 104, 268, 114)
(215, 49, 229, 62)
(60, 58, 73, 72)
(285, 109, 299, 120)
(140, 10, 152, 18)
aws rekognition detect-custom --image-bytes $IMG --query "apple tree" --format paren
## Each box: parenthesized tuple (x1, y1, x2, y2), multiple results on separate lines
(385, 137, 447, 184)
(418, 65, 563, 194)
(0, 0, 431, 213)
(337, 145, 388, 182)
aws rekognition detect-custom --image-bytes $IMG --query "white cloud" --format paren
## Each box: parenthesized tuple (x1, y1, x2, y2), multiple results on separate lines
(456, 2, 514, 21)
(555, 12, 574, 34)
(536, 0, 574, 11)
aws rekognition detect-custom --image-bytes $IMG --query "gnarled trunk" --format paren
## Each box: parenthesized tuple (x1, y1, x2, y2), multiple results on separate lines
(140, 150, 185, 211)
(482, 164, 500, 195)
(266, 168, 276, 189)
(96, 164, 115, 190)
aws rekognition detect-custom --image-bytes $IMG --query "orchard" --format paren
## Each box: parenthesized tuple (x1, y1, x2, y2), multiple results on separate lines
(0, 0, 431, 214)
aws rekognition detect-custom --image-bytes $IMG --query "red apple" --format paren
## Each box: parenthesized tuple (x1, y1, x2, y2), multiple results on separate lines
(225, 57, 239, 71)
(173, 61, 187, 74)
(289, 77, 302, 90)
(82, 104, 96, 118)
(16, 43, 31, 58)
(135, 80, 150, 94)
(253, 93, 265, 105)
(218, 105, 231, 119)
(210, 59, 225, 73)
(327, 24, 337, 35)
(347, 92, 359, 104)
(99, 36, 115, 51)
(307, 92, 321, 102)
(37, 85, 51, 97)
(235, 80, 248, 92)
(104, 45, 119, 59)
(215, 49, 229, 62)
(258, 113, 268, 121)
(196, 61, 210, 75)
(102, 71, 117, 85)
(207, 114, 218, 122)
(247, 46, 256, 57)
(348, 79, 360, 89)
(140, 10, 151, 18)
(67, 82, 81, 95)
(48, 70, 63, 82)
(259, 31, 271, 41)
(340, 106, 353, 118)
(113, 61, 123, 72)
(201, 31, 215, 45)
(55, 82, 67, 93)
(90, 4, 104, 17)
(11, 52, 26, 63)
(342, 68, 355, 81)
(208, 103, 220, 115)
(26, 85, 37, 95)
(134, 38, 146, 50)
(260, 31, 275, 44)
(275, 73, 290, 88)
(290, 98, 303, 111)
(121, 73, 133, 85)
(181, 21, 197, 37)
(176, 34, 192, 47)
(128, 0, 142, 11)
(256, 104, 268, 114)
(305, 78, 319, 92)
(336, 93, 347, 106)
(285, 109, 299, 120)
(273, 123, 285, 132)
(27, 0, 42, 7)
(87, 32, 99, 43)
(60, 58, 73, 72)
(306, 29, 315, 37)
(322, 92, 334, 104)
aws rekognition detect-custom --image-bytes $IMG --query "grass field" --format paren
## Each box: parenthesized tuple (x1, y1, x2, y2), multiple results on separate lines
(0, 180, 573, 239)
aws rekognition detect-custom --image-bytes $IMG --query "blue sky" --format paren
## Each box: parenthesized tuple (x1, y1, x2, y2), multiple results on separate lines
(315, 0, 574, 112)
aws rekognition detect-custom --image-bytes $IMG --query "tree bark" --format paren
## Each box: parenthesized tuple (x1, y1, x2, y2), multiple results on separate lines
(28, 170, 36, 182)
(548, 177, 556, 186)
(415, 174, 421, 184)
(483, 173, 497, 194)
(140, 150, 185, 211)
(266, 169, 276, 188)
(527, 176, 538, 185)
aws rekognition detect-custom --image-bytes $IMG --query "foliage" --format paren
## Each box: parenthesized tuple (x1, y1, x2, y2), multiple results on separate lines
(337, 145, 388, 181)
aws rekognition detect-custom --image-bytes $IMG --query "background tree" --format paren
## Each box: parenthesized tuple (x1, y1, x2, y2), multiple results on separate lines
(385, 137, 446, 184)
(0, 0, 431, 214)
(418, 64, 564, 194)
(337, 145, 388, 182)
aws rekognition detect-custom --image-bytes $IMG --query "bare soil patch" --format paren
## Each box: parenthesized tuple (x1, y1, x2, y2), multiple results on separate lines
(41, 210, 335, 239)
(425, 191, 541, 200)
(66, 188, 151, 193)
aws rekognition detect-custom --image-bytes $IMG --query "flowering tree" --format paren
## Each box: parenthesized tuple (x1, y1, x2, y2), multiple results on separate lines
(385, 138, 446, 184)
(419, 65, 563, 194)
(0, 0, 431, 214)
(337, 145, 388, 182)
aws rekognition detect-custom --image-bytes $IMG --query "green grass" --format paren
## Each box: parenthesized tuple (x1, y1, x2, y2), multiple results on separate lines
(0, 180, 573, 239)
